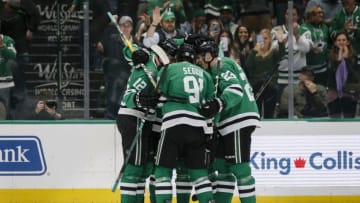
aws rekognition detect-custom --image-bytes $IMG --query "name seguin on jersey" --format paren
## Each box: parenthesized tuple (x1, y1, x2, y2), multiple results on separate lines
(183, 66, 203, 78)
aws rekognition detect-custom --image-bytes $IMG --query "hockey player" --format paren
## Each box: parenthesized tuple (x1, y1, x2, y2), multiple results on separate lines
(158, 38, 202, 203)
(195, 39, 261, 203)
(147, 38, 179, 203)
(116, 44, 169, 203)
(154, 43, 216, 203)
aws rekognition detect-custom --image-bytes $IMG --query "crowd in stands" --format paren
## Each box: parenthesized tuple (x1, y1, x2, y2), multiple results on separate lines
(1, 0, 360, 120)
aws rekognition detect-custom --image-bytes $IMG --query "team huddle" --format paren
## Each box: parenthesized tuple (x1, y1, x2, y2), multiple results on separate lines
(115, 34, 261, 203)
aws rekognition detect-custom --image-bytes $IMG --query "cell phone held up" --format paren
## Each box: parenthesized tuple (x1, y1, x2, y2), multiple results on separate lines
(45, 100, 57, 109)
(210, 23, 220, 36)
(256, 34, 264, 48)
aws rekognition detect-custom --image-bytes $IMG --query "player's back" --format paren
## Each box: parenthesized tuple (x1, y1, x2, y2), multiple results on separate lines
(159, 61, 215, 131)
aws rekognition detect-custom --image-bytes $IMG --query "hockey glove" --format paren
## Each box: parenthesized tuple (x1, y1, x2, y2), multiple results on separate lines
(132, 48, 149, 68)
(135, 91, 160, 108)
(198, 98, 224, 118)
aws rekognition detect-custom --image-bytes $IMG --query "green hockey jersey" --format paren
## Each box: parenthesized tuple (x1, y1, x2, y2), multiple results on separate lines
(299, 22, 329, 74)
(158, 61, 215, 134)
(210, 57, 260, 136)
(0, 34, 16, 89)
(118, 52, 159, 120)
(330, 6, 360, 55)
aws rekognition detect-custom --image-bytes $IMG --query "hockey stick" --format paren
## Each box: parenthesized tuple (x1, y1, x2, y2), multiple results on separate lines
(214, 58, 221, 96)
(255, 68, 277, 101)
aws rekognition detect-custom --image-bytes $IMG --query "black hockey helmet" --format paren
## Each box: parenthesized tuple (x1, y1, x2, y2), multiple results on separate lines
(177, 43, 195, 62)
(197, 39, 218, 57)
(159, 38, 178, 57)
(185, 33, 208, 47)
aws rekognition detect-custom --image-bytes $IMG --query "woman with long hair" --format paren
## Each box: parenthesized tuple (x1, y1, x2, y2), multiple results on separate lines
(246, 28, 286, 118)
(219, 30, 236, 58)
(327, 31, 360, 118)
(233, 25, 255, 73)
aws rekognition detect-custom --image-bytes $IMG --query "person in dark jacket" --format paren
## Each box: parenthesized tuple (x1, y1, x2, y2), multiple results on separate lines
(278, 66, 328, 118)
(97, 16, 134, 119)
(0, 0, 40, 110)
(29, 99, 64, 120)
(327, 31, 360, 118)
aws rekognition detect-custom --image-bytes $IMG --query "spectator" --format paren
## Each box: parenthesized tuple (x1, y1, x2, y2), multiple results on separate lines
(0, 0, 40, 111)
(70, 0, 110, 43)
(143, 7, 185, 48)
(246, 28, 286, 118)
(97, 16, 134, 119)
(0, 31, 16, 120)
(106, 0, 120, 14)
(26, 90, 64, 120)
(327, 31, 360, 118)
(203, 0, 237, 20)
(92, 0, 140, 28)
(183, 0, 205, 13)
(203, 0, 221, 19)
(207, 18, 224, 45)
(278, 66, 328, 118)
(70, 0, 111, 70)
(31, 99, 63, 120)
(137, 0, 148, 24)
(272, 5, 302, 40)
(180, 9, 207, 35)
(305, 0, 342, 25)
(271, 6, 311, 98)
(219, 5, 237, 36)
(233, 25, 255, 72)
(239, 0, 272, 34)
(274, 0, 307, 25)
(219, 30, 236, 58)
(146, 0, 186, 26)
(330, 0, 360, 68)
(299, 5, 330, 86)
(118, 0, 140, 27)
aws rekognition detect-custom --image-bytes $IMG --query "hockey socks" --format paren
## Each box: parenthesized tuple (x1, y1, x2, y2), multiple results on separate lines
(154, 166, 173, 203)
(188, 169, 214, 203)
(175, 164, 192, 203)
(144, 162, 156, 203)
(136, 179, 146, 203)
(176, 180, 192, 203)
(120, 164, 144, 203)
(211, 158, 235, 203)
(213, 173, 235, 203)
(149, 175, 156, 203)
(230, 162, 256, 203)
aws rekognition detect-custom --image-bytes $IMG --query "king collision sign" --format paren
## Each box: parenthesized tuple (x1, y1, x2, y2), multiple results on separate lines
(251, 134, 360, 187)
(0, 136, 47, 175)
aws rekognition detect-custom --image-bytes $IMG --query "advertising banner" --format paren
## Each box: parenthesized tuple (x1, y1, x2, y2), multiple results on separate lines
(252, 134, 360, 186)
(0, 121, 359, 202)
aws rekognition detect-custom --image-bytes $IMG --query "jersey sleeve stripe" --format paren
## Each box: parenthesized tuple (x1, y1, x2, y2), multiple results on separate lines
(224, 84, 243, 97)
